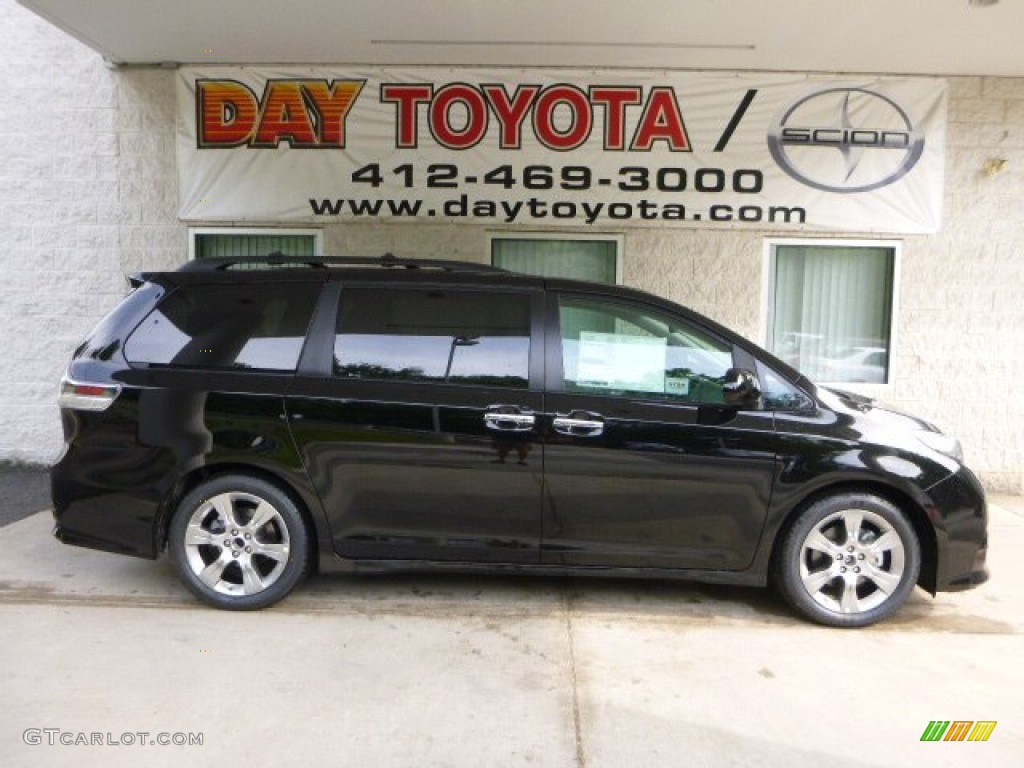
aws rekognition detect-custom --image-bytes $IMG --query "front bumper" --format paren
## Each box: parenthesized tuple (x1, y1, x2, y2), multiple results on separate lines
(927, 466, 989, 592)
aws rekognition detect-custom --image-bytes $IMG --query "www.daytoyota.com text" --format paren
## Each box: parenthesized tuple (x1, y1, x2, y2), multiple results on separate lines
(308, 162, 808, 225)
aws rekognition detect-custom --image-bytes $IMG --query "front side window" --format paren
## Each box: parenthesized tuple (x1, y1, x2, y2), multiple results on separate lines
(558, 296, 733, 404)
(768, 242, 896, 385)
(757, 365, 814, 411)
(334, 288, 531, 389)
(125, 283, 319, 371)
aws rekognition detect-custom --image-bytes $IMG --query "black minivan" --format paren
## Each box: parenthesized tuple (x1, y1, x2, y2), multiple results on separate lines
(51, 255, 988, 627)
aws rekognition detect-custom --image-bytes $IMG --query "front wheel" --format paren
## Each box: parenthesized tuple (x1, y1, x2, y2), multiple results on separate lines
(773, 493, 921, 628)
(168, 476, 311, 610)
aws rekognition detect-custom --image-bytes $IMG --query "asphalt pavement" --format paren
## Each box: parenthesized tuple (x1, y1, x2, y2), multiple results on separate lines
(0, 463, 50, 527)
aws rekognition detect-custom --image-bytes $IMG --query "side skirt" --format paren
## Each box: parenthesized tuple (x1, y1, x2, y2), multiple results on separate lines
(316, 554, 768, 588)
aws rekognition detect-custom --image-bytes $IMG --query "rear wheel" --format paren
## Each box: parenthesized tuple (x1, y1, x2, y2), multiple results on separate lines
(168, 476, 310, 610)
(773, 493, 920, 627)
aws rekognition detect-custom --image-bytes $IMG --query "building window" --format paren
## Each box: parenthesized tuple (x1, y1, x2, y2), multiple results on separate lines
(189, 228, 323, 265)
(490, 234, 620, 284)
(766, 240, 898, 385)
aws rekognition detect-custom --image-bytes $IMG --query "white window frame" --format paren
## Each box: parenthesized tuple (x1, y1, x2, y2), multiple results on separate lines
(188, 227, 324, 261)
(762, 238, 902, 393)
(488, 231, 624, 284)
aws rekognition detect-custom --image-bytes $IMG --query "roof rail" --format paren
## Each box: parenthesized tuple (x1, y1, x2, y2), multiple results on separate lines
(177, 252, 508, 274)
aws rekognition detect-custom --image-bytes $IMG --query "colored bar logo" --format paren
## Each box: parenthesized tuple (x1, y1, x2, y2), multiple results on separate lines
(921, 721, 997, 742)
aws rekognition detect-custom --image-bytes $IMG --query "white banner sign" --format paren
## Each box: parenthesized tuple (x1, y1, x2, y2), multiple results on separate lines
(177, 67, 946, 233)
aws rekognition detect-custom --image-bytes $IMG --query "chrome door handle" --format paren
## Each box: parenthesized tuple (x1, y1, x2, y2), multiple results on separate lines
(552, 412, 605, 437)
(484, 410, 536, 432)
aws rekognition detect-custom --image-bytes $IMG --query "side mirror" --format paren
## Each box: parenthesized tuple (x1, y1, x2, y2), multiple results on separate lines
(723, 368, 762, 408)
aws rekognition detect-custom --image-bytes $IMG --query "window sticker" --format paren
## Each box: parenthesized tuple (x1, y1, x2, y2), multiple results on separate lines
(665, 376, 691, 396)
(576, 332, 667, 392)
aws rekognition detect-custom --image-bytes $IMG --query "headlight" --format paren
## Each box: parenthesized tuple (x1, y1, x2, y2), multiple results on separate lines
(914, 430, 963, 463)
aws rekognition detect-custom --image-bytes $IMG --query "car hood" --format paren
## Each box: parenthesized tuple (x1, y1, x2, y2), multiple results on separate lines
(819, 386, 941, 434)
(810, 385, 965, 481)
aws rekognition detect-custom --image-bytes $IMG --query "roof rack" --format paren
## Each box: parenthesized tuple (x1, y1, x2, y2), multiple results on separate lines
(177, 252, 508, 274)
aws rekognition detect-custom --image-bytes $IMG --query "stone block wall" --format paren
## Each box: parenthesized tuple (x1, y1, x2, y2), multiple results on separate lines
(0, 1, 181, 461)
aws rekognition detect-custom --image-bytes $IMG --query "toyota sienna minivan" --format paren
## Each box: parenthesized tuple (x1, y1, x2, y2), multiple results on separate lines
(51, 254, 989, 627)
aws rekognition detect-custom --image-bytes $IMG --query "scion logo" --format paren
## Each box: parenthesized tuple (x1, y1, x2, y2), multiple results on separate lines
(768, 86, 925, 193)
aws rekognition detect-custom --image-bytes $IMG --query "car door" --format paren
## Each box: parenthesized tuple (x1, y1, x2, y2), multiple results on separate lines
(541, 291, 778, 571)
(286, 279, 545, 564)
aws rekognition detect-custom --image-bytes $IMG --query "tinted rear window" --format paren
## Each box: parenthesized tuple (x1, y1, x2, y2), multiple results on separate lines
(73, 282, 165, 362)
(125, 283, 320, 371)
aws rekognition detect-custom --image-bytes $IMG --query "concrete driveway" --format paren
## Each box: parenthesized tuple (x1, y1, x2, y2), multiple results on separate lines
(1, 499, 1021, 768)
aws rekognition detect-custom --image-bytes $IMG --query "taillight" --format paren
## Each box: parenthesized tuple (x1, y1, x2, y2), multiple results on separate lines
(58, 375, 121, 412)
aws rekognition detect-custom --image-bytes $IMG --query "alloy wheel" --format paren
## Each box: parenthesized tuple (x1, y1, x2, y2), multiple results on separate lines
(798, 507, 906, 615)
(182, 491, 291, 597)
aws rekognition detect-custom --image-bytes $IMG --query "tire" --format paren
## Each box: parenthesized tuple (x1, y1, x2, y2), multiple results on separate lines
(773, 493, 921, 628)
(168, 475, 311, 610)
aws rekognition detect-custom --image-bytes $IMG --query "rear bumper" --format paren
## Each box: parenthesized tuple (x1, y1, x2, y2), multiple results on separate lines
(52, 522, 158, 559)
(51, 443, 171, 560)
